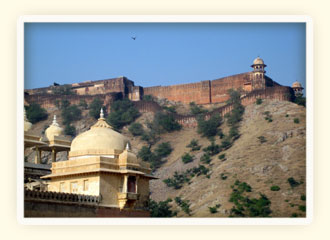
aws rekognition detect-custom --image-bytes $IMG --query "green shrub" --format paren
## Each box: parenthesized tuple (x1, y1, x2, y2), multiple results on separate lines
(200, 153, 211, 164)
(294, 95, 306, 107)
(25, 103, 48, 124)
(263, 111, 273, 123)
(78, 99, 88, 109)
(220, 173, 228, 180)
(270, 185, 281, 191)
(258, 136, 267, 143)
(203, 140, 221, 156)
(152, 112, 181, 133)
(189, 102, 207, 115)
(229, 126, 240, 140)
(162, 105, 177, 113)
(285, 114, 289, 117)
(143, 95, 155, 102)
(107, 99, 140, 130)
(141, 130, 158, 145)
(197, 113, 222, 138)
(60, 99, 70, 109)
(299, 205, 306, 212)
(174, 197, 192, 216)
(154, 142, 172, 158)
(288, 177, 301, 188)
(301, 194, 306, 201)
(149, 198, 176, 217)
(291, 213, 298, 217)
(256, 98, 263, 105)
(294, 118, 300, 124)
(182, 153, 194, 164)
(61, 105, 82, 125)
(186, 139, 201, 151)
(64, 124, 76, 137)
(128, 122, 144, 136)
(164, 165, 210, 189)
(218, 153, 226, 161)
(220, 137, 232, 150)
(89, 98, 104, 119)
(229, 180, 271, 217)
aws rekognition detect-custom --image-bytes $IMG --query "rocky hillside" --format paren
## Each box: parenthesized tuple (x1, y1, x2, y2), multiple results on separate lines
(25, 99, 306, 217)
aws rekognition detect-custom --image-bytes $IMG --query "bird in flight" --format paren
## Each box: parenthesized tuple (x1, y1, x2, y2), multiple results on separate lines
(131, 36, 136, 40)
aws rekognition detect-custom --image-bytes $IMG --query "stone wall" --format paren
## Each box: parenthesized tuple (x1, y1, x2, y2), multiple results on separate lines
(25, 92, 121, 110)
(24, 189, 149, 217)
(134, 86, 294, 127)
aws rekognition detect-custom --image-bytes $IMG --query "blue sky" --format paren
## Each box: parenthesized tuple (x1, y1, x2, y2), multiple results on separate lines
(24, 23, 306, 91)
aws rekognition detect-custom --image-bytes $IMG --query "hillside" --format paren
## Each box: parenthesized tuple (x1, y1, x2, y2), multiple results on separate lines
(25, 99, 306, 217)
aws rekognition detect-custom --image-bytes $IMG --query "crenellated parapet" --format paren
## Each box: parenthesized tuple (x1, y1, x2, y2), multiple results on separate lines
(24, 189, 101, 204)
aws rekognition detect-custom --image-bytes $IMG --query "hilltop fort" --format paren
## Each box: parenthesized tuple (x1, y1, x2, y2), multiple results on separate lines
(25, 57, 303, 111)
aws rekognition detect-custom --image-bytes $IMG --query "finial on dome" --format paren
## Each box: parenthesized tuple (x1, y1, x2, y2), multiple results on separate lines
(100, 108, 104, 119)
(126, 142, 130, 151)
(52, 115, 59, 126)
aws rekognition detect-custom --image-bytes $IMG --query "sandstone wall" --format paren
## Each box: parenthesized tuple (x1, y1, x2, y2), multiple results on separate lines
(25, 92, 121, 110)
(144, 73, 254, 105)
(144, 80, 211, 105)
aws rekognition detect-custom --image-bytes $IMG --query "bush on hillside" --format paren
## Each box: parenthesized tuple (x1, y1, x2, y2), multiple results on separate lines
(189, 102, 207, 115)
(197, 113, 222, 138)
(78, 99, 88, 109)
(61, 105, 82, 125)
(25, 103, 48, 124)
(152, 111, 181, 133)
(107, 99, 140, 130)
(181, 153, 194, 164)
(64, 124, 76, 137)
(294, 95, 306, 107)
(149, 198, 176, 217)
(186, 139, 201, 151)
(154, 142, 172, 158)
(128, 122, 144, 136)
(89, 98, 105, 119)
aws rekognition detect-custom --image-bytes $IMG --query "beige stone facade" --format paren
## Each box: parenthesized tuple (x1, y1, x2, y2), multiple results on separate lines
(42, 109, 155, 210)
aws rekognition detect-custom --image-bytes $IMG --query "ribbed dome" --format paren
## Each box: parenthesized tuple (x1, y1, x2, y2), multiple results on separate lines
(292, 81, 303, 88)
(70, 110, 128, 155)
(45, 115, 63, 141)
(253, 57, 265, 65)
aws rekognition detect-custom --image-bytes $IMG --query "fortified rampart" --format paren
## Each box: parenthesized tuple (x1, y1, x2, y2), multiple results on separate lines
(144, 73, 280, 105)
(25, 92, 121, 110)
(134, 86, 294, 127)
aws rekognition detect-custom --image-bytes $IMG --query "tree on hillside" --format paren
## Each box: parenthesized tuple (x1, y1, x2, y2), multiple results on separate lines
(107, 99, 140, 130)
(197, 113, 222, 138)
(89, 98, 105, 119)
(25, 103, 48, 124)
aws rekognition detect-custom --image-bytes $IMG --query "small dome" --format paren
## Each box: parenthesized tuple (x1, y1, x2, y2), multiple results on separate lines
(253, 57, 265, 65)
(24, 108, 32, 132)
(45, 115, 63, 141)
(292, 81, 303, 88)
(70, 109, 128, 155)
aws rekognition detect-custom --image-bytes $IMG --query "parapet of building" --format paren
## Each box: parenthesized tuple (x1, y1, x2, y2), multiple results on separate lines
(41, 109, 156, 213)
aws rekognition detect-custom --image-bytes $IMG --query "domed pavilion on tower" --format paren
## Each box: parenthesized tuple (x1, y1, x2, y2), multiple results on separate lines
(42, 109, 155, 211)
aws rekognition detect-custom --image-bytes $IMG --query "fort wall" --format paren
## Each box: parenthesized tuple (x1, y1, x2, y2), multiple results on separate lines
(25, 92, 121, 110)
(134, 86, 294, 127)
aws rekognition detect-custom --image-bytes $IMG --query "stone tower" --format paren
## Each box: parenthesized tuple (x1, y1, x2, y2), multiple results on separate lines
(251, 57, 266, 90)
(291, 81, 304, 97)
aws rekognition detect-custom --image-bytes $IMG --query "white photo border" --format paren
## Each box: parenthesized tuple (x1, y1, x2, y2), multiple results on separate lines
(17, 15, 313, 225)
